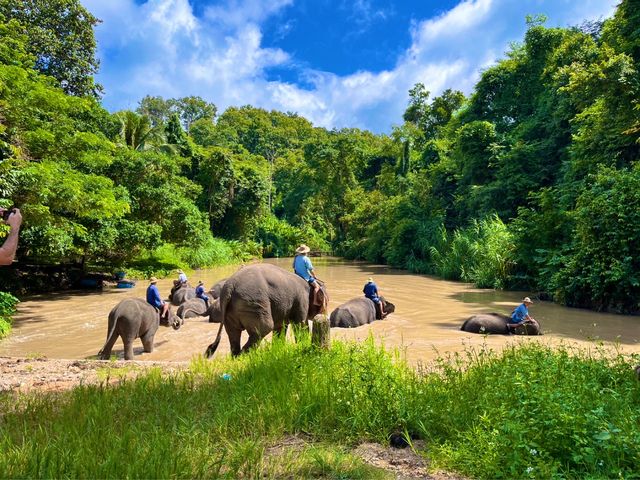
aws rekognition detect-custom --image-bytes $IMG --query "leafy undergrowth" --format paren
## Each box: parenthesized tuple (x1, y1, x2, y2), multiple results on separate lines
(0, 338, 638, 479)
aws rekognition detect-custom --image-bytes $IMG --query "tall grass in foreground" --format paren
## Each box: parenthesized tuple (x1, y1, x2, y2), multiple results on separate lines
(0, 339, 639, 479)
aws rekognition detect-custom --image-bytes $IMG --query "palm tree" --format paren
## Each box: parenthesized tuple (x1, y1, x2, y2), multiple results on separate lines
(115, 111, 177, 154)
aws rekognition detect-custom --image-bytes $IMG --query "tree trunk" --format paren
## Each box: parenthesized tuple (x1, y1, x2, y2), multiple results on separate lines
(311, 314, 330, 349)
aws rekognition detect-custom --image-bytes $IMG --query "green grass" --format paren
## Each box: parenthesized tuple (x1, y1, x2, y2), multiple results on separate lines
(0, 339, 639, 479)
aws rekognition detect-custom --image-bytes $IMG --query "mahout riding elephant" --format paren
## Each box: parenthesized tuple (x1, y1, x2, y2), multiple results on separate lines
(208, 279, 226, 300)
(330, 297, 395, 328)
(205, 263, 328, 357)
(169, 282, 196, 306)
(460, 313, 542, 335)
(98, 298, 182, 360)
(177, 297, 208, 319)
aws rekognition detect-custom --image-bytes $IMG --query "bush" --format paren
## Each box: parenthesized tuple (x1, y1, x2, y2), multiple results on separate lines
(0, 291, 19, 338)
(254, 215, 329, 258)
(430, 215, 515, 288)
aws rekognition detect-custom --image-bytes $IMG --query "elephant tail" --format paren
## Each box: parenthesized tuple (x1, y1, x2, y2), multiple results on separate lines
(98, 309, 119, 359)
(205, 283, 231, 358)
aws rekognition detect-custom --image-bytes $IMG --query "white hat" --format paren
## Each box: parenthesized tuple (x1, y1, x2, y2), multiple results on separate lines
(523, 297, 533, 304)
(295, 244, 310, 254)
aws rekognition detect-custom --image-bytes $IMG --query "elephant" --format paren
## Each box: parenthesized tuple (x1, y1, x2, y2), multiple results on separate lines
(204, 263, 329, 357)
(460, 313, 542, 335)
(169, 282, 196, 306)
(330, 297, 396, 328)
(98, 298, 182, 360)
(177, 297, 209, 319)
(208, 279, 226, 300)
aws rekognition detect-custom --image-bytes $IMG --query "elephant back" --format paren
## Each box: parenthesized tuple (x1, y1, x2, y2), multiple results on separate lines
(330, 297, 376, 328)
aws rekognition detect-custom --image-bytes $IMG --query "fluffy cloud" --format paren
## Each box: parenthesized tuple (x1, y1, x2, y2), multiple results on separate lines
(83, 0, 616, 132)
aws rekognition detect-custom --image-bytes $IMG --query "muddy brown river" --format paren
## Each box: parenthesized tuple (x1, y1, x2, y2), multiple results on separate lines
(1, 258, 639, 364)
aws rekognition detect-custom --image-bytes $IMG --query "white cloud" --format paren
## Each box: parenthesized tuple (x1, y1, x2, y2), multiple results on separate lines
(83, 0, 618, 133)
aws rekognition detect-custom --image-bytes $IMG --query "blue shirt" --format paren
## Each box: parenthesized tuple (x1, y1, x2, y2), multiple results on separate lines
(293, 255, 314, 281)
(363, 282, 380, 301)
(146, 284, 163, 308)
(511, 303, 528, 324)
(195, 285, 209, 300)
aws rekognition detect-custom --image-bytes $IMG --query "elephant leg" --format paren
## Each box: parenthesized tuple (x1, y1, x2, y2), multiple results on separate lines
(241, 313, 272, 353)
(291, 321, 310, 344)
(99, 333, 119, 360)
(123, 335, 136, 360)
(140, 331, 155, 353)
(273, 320, 286, 341)
(241, 330, 262, 354)
(226, 325, 242, 357)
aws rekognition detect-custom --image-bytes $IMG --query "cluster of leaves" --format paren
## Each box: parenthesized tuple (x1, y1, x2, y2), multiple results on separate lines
(0, 291, 18, 338)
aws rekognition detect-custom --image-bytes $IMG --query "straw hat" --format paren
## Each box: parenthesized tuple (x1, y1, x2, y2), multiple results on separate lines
(177, 269, 184, 274)
(198, 280, 204, 285)
(523, 297, 533, 304)
(295, 244, 310, 254)
(367, 277, 373, 282)
(149, 276, 158, 284)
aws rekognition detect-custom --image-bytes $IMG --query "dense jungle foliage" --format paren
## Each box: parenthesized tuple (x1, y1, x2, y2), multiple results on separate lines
(0, 1, 639, 312)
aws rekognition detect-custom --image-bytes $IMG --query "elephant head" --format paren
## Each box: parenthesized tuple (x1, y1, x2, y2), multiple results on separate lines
(380, 297, 395, 318)
(307, 281, 329, 318)
(207, 298, 223, 323)
(160, 309, 183, 330)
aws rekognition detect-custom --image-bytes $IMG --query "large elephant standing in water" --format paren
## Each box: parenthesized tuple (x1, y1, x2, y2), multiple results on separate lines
(205, 263, 328, 357)
(461, 313, 542, 335)
(98, 298, 182, 360)
(330, 297, 395, 328)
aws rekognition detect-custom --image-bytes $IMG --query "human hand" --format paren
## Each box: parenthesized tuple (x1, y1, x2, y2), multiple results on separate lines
(5, 208, 22, 228)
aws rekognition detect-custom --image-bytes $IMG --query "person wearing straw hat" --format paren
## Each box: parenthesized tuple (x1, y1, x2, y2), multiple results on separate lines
(177, 269, 188, 285)
(195, 280, 210, 308)
(146, 276, 170, 321)
(293, 244, 321, 305)
(508, 296, 539, 332)
(363, 276, 385, 317)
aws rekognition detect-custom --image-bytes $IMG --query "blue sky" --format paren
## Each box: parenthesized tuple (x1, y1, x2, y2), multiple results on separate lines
(82, 0, 616, 133)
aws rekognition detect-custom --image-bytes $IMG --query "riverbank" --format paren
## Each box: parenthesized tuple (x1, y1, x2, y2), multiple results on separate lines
(1, 340, 638, 479)
(0, 354, 463, 480)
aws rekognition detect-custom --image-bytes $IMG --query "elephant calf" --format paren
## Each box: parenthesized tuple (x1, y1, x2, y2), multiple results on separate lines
(98, 298, 181, 360)
(460, 313, 541, 335)
(330, 297, 395, 328)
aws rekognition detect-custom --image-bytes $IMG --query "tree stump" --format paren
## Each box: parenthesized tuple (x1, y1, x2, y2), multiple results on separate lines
(312, 314, 330, 349)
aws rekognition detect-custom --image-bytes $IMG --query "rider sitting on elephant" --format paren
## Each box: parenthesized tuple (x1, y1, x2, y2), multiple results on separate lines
(146, 277, 170, 321)
(293, 244, 321, 306)
(177, 269, 188, 286)
(195, 280, 210, 308)
(509, 297, 539, 332)
(363, 277, 385, 317)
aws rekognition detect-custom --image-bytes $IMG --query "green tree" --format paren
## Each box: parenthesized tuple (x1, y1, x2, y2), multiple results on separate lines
(0, 0, 101, 97)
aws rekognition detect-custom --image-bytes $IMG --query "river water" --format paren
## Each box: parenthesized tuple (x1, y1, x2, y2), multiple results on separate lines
(1, 258, 639, 364)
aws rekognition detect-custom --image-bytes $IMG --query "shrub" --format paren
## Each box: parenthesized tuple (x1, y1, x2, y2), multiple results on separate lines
(0, 291, 19, 338)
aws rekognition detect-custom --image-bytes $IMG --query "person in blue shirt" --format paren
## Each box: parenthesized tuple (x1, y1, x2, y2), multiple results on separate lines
(363, 277, 385, 316)
(509, 297, 539, 331)
(177, 269, 188, 285)
(293, 244, 321, 305)
(195, 280, 210, 308)
(146, 277, 169, 320)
